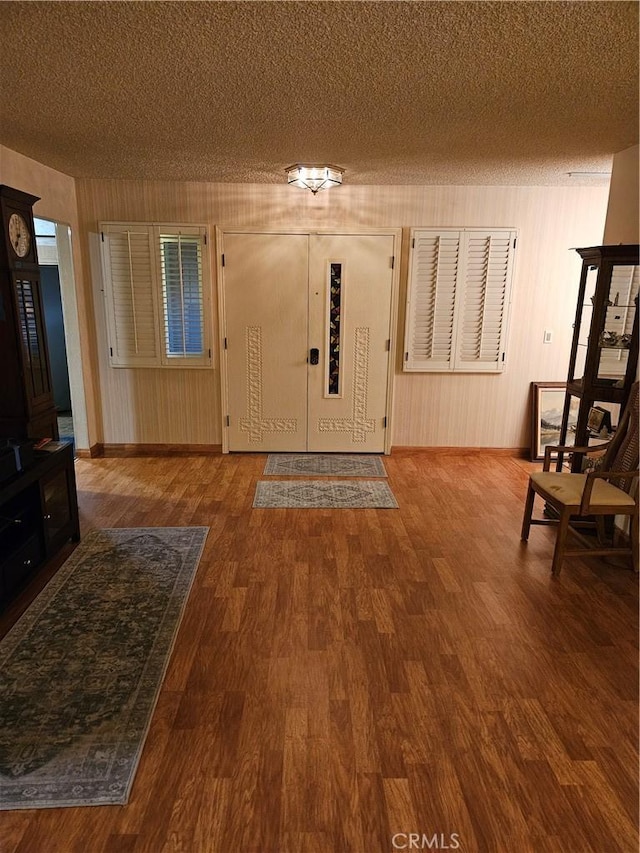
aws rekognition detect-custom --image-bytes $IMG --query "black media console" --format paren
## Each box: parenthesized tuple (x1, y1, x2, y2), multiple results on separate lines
(0, 441, 79, 605)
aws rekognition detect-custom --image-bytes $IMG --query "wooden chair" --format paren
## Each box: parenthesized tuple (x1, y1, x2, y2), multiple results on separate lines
(521, 381, 639, 576)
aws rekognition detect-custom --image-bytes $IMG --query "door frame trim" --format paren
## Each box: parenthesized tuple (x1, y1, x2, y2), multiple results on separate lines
(216, 227, 402, 454)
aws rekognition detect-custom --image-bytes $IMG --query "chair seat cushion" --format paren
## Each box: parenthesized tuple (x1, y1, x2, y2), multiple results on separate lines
(530, 472, 636, 508)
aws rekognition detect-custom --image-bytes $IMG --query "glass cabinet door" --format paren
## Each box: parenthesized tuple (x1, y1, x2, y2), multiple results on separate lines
(15, 276, 54, 403)
(595, 264, 638, 385)
(573, 264, 598, 383)
(570, 257, 638, 388)
(562, 245, 639, 472)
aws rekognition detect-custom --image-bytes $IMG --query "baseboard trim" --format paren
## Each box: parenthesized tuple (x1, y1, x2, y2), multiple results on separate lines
(101, 443, 223, 457)
(390, 446, 529, 458)
(75, 443, 104, 459)
(81, 443, 527, 459)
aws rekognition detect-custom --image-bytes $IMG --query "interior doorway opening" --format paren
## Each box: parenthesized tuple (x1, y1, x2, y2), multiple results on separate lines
(34, 217, 88, 453)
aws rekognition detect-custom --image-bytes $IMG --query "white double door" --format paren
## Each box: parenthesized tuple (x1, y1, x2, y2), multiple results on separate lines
(219, 230, 398, 453)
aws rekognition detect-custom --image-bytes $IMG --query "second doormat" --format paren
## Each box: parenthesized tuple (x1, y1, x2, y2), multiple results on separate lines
(263, 454, 387, 477)
(253, 480, 398, 508)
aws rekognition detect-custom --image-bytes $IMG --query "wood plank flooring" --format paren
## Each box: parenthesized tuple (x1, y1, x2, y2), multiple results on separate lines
(0, 450, 637, 853)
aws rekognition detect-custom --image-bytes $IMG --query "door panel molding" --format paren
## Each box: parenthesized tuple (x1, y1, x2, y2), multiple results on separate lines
(239, 326, 298, 443)
(317, 326, 376, 443)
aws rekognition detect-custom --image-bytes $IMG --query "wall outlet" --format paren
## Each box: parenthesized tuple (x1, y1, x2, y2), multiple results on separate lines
(543, 330, 553, 344)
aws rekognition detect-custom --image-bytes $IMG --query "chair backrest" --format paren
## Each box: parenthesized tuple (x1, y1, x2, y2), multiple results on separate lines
(601, 380, 639, 493)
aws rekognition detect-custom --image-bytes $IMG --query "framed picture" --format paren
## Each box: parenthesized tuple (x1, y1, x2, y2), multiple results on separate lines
(587, 405, 612, 435)
(530, 382, 579, 461)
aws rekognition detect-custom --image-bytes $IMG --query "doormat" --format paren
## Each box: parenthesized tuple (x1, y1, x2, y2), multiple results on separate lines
(0, 526, 209, 810)
(264, 453, 387, 477)
(253, 480, 398, 508)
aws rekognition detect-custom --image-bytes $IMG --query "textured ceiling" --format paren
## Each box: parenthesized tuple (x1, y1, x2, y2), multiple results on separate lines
(1, 1, 637, 185)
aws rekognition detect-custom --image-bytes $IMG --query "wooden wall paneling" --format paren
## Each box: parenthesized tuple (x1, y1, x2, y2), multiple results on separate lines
(76, 180, 609, 449)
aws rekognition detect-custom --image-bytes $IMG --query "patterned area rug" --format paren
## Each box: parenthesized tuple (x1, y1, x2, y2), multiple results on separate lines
(0, 526, 208, 810)
(253, 480, 398, 508)
(263, 453, 387, 477)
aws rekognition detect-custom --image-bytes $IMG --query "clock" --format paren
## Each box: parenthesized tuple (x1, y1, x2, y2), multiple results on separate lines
(0, 185, 58, 440)
(0, 185, 39, 268)
(8, 212, 31, 258)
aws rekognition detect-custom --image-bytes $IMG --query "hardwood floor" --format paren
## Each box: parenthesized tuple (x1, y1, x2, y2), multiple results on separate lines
(0, 450, 637, 853)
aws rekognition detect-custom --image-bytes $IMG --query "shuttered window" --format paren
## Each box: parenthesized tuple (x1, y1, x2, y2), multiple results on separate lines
(100, 223, 211, 368)
(160, 234, 205, 359)
(404, 228, 516, 372)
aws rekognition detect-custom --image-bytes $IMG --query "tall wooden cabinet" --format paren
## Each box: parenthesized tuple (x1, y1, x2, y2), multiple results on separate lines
(559, 244, 639, 471)
(0, 185, 59, 441)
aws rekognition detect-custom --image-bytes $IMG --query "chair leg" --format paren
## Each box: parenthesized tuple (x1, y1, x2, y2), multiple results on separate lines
(551, 507, 572, 577)
(632, 516, 639, 574)
(521, 483, 536, 542)
(595, 515, 607, 546)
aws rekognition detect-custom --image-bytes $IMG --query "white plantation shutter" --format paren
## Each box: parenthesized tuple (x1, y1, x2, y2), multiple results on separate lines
(100, 222, 211, 368)
(101, 225, 161, 367)
(404, 228, 516, 373)
(457, 230, 515, 371)
(404, 232, 459, 371)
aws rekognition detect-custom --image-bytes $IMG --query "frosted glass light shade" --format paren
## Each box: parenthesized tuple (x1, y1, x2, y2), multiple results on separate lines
(285, 164, 344, 194)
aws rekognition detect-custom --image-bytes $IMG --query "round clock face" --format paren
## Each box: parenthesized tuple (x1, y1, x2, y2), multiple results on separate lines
(8, 212, 31, 258)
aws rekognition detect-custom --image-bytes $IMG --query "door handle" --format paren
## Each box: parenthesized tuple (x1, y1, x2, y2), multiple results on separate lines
(309, 347, 319, 365)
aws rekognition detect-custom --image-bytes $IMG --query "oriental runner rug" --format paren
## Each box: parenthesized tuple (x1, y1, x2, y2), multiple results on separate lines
(263, 453, 387, 477)
(0, 526, 208, 810)
(253, 480, 398, 508)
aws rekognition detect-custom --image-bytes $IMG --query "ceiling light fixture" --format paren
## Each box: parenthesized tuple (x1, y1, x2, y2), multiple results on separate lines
(285, 164, 344, 194)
